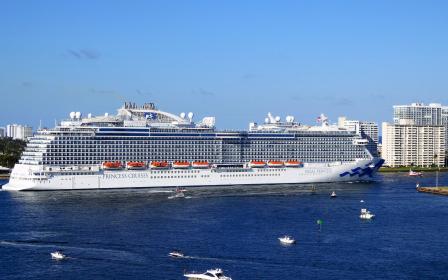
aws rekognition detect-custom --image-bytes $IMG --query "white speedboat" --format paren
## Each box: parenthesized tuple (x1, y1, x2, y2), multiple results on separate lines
(184, 268, 232, 280)
(168, 250, 185, 258)
(330, 191, 337, 198)
(51, 251, 66, 260)
(278, 235, 296, 245)
(168, 187, 187, 199)
(360, 208, 375, 220)
(409, 169, 423, 177)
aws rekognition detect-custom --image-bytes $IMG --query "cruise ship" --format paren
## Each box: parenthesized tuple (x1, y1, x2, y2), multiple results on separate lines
(3, 102, 383, 191)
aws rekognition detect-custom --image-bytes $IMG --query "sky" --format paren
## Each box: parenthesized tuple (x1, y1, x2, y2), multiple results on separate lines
(1, 0, 448, 131)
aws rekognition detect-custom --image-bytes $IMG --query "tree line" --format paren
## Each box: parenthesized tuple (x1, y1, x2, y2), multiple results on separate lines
(0, 138, 26, 168)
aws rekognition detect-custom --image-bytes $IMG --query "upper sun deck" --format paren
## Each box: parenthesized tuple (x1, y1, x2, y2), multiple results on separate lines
(47, 102, 358, 137)
(57, 102, 216, 131)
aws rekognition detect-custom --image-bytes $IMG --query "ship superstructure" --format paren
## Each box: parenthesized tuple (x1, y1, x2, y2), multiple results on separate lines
(3, 102, 383, 191)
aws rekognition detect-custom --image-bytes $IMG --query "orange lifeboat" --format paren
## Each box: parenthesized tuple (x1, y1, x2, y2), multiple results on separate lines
(126, 161, 146, 170)
(192, 161, 209, 168)
(102, 161, 122, 170)
(249, 160, 266, 168)
(284, 160, 303, 167)
(150, 161, 169, 169)
(267, 160, 284, 167)
(173, 161, 191, 169)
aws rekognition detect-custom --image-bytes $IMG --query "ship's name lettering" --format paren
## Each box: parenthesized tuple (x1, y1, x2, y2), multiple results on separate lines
(103, 173, 149, 180)
(305, 169, 325, 174)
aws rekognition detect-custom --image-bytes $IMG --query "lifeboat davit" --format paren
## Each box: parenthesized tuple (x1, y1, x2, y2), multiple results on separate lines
(126, 161, 146, 170)
(284, 160, 303, 167)
(150, 161, 169, 169)
(102, 161, 122, 170)
(249, 160, 266, 168)
(192, 161, 209, 168)
(267, 160, 284, 167)
(173, 161, 190, 169)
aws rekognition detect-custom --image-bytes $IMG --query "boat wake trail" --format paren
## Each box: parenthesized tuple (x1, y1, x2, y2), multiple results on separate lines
(0, 240, 145, 264)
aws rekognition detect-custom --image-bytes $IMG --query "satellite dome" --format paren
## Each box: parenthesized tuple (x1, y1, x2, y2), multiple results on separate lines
(188, 112, 194, 120)
(265, 117, 270, 123)
(69, 112, 76, 119)
(87, 113, 92, 118)
(75, 112, 81, 119)
(180, 112, 186, 119)
(275, 116, 281, 122)
(104, 112, 109, 117)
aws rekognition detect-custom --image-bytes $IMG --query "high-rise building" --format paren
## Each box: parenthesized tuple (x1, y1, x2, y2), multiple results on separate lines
(0, 127, 5, 138)
(6, 124, 33, 140)
(382, 123, 445, 167)
(393, 103, 444, 125)
(394, 102, 448, 149)
(338, 117, 379, 144)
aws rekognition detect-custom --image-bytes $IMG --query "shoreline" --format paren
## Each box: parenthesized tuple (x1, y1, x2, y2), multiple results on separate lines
(417, 186, 448, 196)
(379, 167, 448, 173)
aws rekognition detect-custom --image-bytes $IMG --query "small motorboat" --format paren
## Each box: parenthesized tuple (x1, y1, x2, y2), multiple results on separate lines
(278, 235, 296, 245)
(168, 187, 187, 199)
(168, 250, 185, 258)
(184, 268, 232, 280)
(409, 169, 423, 177)
(51, 251, 66, 260)
(360, 208, 375, 220)
(330, 191, 337, 198)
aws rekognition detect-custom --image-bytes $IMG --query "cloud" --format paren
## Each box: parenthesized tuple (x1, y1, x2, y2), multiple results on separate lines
(241, 73, 256, 80)
(290, 93, 354, 106)
(90, 88, 116, 95)
(67, 49, 101, 60)
(330, 97, 354, 106)
(193, 88, 215, 97)
(21, 81, 33, 87)
(136, 89, 154, 97)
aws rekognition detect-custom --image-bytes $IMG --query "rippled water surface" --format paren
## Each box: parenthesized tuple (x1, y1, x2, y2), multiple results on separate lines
(1, 173, 448, 279)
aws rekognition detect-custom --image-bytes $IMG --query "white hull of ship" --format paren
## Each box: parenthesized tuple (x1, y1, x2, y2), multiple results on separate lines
(2, 159, 382, 191)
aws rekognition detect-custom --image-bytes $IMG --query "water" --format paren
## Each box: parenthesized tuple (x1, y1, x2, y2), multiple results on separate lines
(1, 173, 448, 279)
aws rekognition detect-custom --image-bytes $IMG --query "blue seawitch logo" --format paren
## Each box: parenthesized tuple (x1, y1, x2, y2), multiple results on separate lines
(339, 159, 385, 178)
(144, 112, 158, 120)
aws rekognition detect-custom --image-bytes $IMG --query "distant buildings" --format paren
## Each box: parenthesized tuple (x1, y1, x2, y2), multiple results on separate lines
(383, 102, 447, 167)
(338, 117, 379, 157)
(338, 117, 379, 144)
(6, 124, 33, 140)
(393, 103, 444, 125)
(382, 123, 445, 167)
(0, 127, 5, 138)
